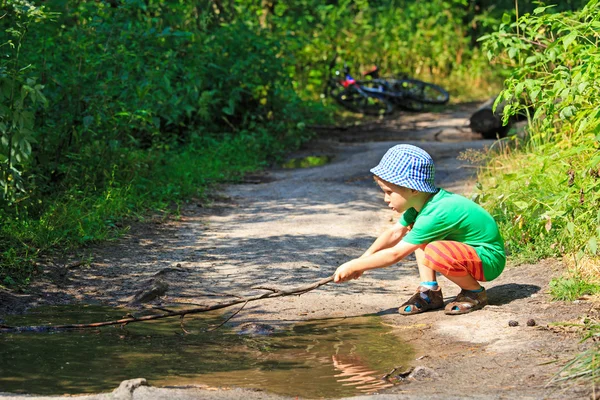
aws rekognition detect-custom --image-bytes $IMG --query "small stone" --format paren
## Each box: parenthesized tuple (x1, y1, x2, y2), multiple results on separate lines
(508, 320, 519, 327)
(238, 322, 275, 336)
(408, 366, 438, 381)
(527, 319, 536, 327)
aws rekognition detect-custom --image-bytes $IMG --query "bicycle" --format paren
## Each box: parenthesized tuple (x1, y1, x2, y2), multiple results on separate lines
(363, 65, 450, 108)
(326, 62, 395, 116)
(325, 57, 450, 115)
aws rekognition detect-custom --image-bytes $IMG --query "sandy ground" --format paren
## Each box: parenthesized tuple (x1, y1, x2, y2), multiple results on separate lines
(1, 105, 597, 399)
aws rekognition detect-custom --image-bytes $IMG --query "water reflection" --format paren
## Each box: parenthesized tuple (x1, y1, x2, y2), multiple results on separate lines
(332, 355, 394, 392)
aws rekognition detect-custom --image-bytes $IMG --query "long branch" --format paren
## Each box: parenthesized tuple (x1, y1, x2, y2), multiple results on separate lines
(0, 276, 334, 333)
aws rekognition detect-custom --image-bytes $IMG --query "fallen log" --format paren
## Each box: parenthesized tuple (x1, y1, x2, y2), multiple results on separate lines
(0, 276, 334, 333)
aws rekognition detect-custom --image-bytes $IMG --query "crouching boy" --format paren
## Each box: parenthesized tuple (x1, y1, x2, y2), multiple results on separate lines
(333, 144, 505, 315)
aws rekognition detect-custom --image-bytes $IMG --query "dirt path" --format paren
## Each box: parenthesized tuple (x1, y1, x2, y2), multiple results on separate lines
(1, 105, 596, 399)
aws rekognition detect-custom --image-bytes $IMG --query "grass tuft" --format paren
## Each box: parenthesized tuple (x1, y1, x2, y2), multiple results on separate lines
(549, 274, 600, 302)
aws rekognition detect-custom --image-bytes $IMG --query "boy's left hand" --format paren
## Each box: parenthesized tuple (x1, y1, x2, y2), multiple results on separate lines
(333, 261, 363, 283)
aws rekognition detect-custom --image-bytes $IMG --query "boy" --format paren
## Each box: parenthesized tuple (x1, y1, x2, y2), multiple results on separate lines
(333, 144, 505, 315)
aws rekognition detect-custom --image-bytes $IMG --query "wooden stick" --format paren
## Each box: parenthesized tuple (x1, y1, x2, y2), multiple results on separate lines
(0, 276, 334, 333)
(206, 300, 248, 332)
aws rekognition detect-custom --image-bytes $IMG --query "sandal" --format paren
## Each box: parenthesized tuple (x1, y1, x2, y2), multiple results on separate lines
(398, 286, 444, 315)
(444, 288, 488, 315)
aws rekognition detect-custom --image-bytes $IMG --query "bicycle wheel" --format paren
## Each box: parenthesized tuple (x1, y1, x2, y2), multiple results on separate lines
(363, 78, 423, 112)
(391, 97, 425, 112)
(391, 79, 449, 105)
(332, 82, 394, 116)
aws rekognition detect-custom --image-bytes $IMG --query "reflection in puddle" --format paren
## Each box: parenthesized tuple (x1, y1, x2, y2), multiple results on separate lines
(332, 355, 394, 392)
(0, 306, 412, 398)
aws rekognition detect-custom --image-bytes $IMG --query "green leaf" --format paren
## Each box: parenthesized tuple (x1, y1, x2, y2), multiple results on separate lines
(567, 221, 575, 236)
(590, 154, 600, 168)
(513, 200, 529, 210)
(559, 106, 576, 119)
(83, 116, 94, 128)
(525, 55, 538, 64)
(588, 237, 598, 255)
(514, 82, 524, 96)
(577, 82, 588, 94)
(222, 98, 235, 116)
(529, 88, 540, 102)
(563, 32, 577, 50)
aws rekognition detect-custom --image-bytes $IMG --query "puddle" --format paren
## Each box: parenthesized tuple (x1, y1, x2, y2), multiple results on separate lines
(282, 155, 332, 169)
(0, 306, 413, 398)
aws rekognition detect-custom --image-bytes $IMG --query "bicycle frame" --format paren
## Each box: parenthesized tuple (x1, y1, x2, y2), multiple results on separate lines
(338, 68, 389, 101)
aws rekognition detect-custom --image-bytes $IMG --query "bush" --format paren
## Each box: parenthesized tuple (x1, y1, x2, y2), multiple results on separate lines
(476, 0, 600, 263)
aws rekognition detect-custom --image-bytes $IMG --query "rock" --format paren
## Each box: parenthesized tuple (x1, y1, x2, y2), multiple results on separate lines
(237, 322, 276, 336)
(527, 319, 537, 327)
(408, 366, 438, 381)
(112, 378, 147, 399)
(469, 96, 531, 139)
(508, 320, 519, 327)
(127, 279, 168, 306)
(469, 97, 510, 139)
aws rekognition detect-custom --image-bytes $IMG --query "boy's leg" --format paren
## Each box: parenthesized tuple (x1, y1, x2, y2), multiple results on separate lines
(414, 247, 436, 283)
(398, 246, 444, 315)
(419, 241, 488, 314)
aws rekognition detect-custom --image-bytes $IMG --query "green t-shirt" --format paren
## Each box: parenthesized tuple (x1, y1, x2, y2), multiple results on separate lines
(400, 189, 505, 281)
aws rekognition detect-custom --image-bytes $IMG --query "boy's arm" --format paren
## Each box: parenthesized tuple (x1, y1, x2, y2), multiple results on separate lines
(360, 223, 411, 258)
(334, 240, 421, 283)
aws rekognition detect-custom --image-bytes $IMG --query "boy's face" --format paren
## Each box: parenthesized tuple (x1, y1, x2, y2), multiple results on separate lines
(374, 177, 416, 213)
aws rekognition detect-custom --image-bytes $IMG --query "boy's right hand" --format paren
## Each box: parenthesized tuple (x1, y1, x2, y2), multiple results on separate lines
(333, 261, 364, 283)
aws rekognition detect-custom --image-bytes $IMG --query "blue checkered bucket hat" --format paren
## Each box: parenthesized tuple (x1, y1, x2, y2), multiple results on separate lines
(370, 144, 437, 193)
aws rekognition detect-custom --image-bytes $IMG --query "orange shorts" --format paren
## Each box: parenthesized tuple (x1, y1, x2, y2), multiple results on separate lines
(421, 241, 486, 282)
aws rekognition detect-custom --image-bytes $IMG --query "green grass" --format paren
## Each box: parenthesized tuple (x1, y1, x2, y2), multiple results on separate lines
(550, 317, 600, 387)
(0, 129, 302, 288)
(549, 274, 600, 301)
